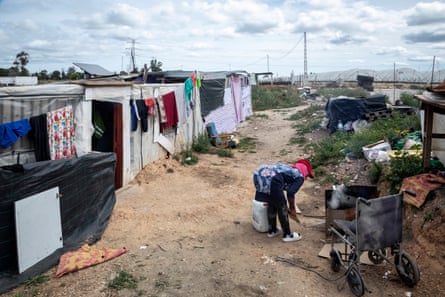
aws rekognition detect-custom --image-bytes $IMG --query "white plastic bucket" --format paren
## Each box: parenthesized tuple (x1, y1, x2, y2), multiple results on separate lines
(252, 199, 268, 232)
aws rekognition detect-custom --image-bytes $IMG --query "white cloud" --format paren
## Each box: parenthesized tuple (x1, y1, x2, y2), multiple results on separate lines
(105, 3, 148, 27)
(0, 0, 443, 75)
(406, 1, 445, 26)
(375, 47, 408, 56)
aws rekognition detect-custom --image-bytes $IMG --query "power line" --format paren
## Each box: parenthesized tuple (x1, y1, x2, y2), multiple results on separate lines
(278, 34, 304, 60)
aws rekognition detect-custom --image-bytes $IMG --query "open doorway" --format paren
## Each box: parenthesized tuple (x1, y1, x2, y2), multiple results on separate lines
(92, 101, 123, 189)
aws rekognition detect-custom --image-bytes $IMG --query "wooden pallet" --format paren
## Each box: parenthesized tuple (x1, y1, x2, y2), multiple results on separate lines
(364, 110, 392, 121)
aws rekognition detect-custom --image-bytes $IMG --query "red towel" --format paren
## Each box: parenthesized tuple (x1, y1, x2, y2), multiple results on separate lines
(161, 91, 178, 130)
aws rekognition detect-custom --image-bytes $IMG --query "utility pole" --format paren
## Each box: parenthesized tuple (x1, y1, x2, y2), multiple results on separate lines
(393, 62, 396, 105)
(125, 39, 137, 73)
(303, 32, 308, 86)
(431, 56, 436, 89)
(130, 39, 136, 73)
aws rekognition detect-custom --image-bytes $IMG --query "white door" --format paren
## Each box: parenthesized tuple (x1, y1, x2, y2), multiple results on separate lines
(15, 187, 63, 273)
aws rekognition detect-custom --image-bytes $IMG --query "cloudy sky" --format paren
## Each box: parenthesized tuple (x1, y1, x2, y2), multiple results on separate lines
(0, 0, 444, 77)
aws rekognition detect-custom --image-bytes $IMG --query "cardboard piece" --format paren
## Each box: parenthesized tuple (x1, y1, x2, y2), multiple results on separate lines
(318, 243, 377, 265)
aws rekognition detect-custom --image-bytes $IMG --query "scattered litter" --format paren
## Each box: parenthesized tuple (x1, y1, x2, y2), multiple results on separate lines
(362, 140, 391, 162)
(139, 245, 147, 249)
(261, 255, 276, 265)
(259, 285, 267, 292)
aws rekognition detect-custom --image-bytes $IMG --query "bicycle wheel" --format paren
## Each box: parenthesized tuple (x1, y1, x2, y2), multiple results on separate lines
(395, 252, 420, 287)
(347, 267, 365, 297)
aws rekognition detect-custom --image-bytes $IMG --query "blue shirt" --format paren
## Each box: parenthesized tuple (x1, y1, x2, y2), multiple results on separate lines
(253, 163, 303, 195)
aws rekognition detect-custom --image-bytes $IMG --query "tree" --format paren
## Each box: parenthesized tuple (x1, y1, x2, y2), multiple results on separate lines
(149, 58, 163, 72)
(66, 66, 81, 80)
(14, 51, 30, 76)
(50, 70, 61, 80)
(0, 68, 9, 76)
(37, 70, 49, 80)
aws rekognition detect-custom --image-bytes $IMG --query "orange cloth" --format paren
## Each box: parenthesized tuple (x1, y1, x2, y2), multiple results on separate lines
(401, 173, 445, 208)
(55, 244, 128, 278)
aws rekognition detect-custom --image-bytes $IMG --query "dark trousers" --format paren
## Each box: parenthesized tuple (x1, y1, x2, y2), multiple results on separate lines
(267, 175, 291, 236)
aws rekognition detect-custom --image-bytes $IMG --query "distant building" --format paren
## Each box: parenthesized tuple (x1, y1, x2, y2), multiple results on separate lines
(0, 76, 38, 86)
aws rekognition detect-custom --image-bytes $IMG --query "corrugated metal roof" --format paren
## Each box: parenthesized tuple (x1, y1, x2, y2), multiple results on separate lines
(73, 62, 114, 76)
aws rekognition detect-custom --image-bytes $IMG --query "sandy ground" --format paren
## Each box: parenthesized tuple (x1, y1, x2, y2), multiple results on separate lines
(2, 104, 444, 297)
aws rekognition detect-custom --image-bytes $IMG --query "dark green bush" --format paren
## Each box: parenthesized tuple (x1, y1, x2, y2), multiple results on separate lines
(368, 161, 383, 184)
(386, 153, 424, 194)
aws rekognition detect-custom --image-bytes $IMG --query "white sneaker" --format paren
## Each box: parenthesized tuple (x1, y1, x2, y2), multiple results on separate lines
(294, 205, 302, 214)
(282, 232, 302, 242)
(267, 228, 282, 238)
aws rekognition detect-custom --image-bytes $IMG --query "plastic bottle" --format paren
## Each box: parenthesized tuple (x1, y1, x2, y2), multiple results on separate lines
(252, 199, 269, 232)
(337, 120, 344, 131)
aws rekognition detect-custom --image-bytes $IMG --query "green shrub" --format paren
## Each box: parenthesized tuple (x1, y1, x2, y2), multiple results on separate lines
(217, 149, 234, 158)
(252, 85, 304, 111)
(180, 149, 199, 165)
(289, 136, 306, 145)
(237, 136, 257, 153)
(294, 118, 323, 135)
(109, 271, 138, 290)
(25, 274, 50, 286)
(286, 105, 324, 121)
(344, 111, 421, 156)
(310, 132, 351, 167)
(399, 92, 421, 108)
(386, 153, 424, 194)
(192, 133, 212, 153)
(368, 161, 383, 184)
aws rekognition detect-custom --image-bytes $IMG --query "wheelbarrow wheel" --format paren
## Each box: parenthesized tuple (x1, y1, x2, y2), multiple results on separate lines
(395, 252, 420, 287)
(347, 266, 365, 297)
(330, 249, 341, 272)
(368, 249, 385, 264)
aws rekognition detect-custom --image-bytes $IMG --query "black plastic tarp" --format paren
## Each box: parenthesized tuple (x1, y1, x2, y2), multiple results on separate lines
(325, 94, 387, 133)
(0, 152, 116, 293)
(199, 78, 225, 116)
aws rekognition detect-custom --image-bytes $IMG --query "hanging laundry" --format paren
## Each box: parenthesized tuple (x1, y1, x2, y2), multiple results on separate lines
(136, 100, 149, 132)
(0, 119, 31, 149)
(184, 77, 194, 117)
(174, 87, 187, 126)
(185, 77, 193, 103)
(130, 99, 140, 131)
(161, 91, 179, 130)
(29, 114, 51, 161)
(156, 96, 168, 124)
(144, 98, 156, 116)
(47, 105, 76, 160)
(196, 71, 202, 88)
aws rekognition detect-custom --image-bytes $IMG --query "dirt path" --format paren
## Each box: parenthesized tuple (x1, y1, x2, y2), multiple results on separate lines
(2, 105, 441, 296)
